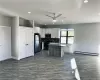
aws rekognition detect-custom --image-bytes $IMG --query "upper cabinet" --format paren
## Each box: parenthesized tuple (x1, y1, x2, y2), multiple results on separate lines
(40, 28, 60, 38)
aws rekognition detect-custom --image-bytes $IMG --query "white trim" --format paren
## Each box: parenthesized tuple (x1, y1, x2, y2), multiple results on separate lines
(18, 55, 34, 60)
(0, 56, 12, 61)
(12, 56, 20, 60)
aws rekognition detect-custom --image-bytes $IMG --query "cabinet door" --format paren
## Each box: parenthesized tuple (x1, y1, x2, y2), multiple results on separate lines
(25, 28, 34, 57)
(19, 27, 26, 59)
(0, 27, 5, 61)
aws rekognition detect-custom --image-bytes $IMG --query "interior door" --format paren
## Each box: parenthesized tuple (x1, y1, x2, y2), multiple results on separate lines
(3, 27, 11, 59)
(19, 27, 26, 59)
(0, 27, 5, 61)
(26, 28, 33, 57)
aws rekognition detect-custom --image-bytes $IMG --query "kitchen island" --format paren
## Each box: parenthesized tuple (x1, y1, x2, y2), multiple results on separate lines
(48, 43, 66, 57)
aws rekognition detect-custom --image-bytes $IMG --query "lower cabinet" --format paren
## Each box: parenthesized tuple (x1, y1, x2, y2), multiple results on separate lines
(18, 27, 34, 60)
(0, 26, 11, 61)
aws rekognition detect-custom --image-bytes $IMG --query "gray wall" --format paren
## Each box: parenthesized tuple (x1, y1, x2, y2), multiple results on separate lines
(0, 14, 12, 27)
(68, 23, 100, 53)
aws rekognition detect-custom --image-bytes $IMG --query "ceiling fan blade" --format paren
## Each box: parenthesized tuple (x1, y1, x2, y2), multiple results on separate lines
(47, 11, 55, 14)
(46, 15, 53, 19)
(55, 14, 62, 18)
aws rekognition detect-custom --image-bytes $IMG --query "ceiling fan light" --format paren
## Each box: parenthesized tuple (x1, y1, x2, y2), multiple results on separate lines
(84, 0, 88, 3)
(53, 19, 57, 22)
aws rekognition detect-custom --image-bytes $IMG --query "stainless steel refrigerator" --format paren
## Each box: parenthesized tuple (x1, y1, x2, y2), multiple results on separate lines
(34, 33, 41, 53)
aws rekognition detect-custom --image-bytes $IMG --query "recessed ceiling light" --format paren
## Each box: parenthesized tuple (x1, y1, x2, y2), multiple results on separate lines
(45, 24, 46, 25)
(84, 0, 88, 3)
(28, 12, 31, 14)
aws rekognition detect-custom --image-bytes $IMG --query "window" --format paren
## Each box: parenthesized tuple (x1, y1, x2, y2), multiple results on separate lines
(60, 29, 74, 44)
(61, 30, 67, 36)
(61, 37, 66, 44)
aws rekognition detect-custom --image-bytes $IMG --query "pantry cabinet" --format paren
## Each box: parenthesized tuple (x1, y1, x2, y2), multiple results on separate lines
(18, 27, 34, 60)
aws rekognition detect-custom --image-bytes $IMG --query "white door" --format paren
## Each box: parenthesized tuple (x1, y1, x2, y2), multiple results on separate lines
(0, 26, 11, 61)
(0, 27, 5, 61)
(19, 27, 26, 59)
(3, 27, 11, 59)
(25, 28, 33, 57)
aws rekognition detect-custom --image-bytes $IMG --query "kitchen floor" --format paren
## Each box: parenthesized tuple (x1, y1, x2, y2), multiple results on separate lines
(0, 50, 100, 80)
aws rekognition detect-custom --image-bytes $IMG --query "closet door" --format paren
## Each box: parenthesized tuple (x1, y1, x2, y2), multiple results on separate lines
(0, 26, 11, 61)
(25, 28, 33, 57)
(19, 27, 26, 59)
(0, 27, 5, 61)
(3, 27, 11, 59)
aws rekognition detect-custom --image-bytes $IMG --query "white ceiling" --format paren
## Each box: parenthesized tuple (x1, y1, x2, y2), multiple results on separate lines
(0, 0, 100, 25)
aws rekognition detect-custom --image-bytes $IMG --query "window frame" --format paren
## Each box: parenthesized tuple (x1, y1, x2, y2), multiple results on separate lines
(60, 29, 74, 44)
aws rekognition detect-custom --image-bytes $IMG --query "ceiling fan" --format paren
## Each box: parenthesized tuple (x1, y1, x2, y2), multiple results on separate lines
(45, 12, 62, 23)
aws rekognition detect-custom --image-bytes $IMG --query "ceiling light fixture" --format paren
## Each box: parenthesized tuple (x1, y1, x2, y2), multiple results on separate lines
(84, 0, 88, 3)
(28, 12, 31, 14)
(53, 19, 57, 22)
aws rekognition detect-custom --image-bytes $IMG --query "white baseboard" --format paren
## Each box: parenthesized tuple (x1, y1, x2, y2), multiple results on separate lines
(0, 56, 12, 61)
(18, 55, 34, 60)
(12, 56, 20, 60)
(0, 54, 34, 61)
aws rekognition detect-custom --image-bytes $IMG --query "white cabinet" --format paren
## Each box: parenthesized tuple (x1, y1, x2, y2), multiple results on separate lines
(40, 28, 60, 38)
(40, 28, 45, 38)
(18, 27, 34, 60)
(0, 26, 11, 61)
